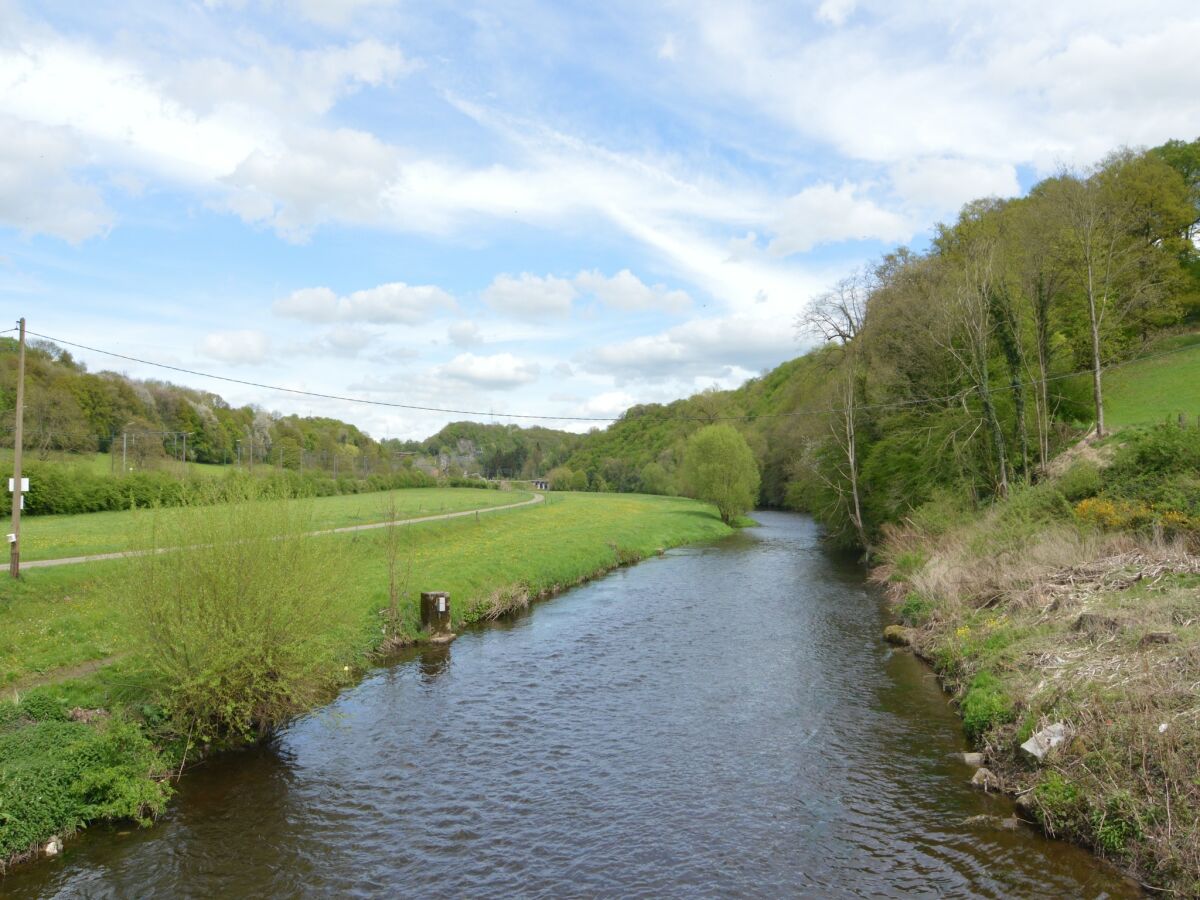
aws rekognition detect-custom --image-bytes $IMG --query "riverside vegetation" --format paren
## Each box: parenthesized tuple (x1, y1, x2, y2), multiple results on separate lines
(878, 423, 1200, 894)
(0, 488, 732, 871)
(3, 135, 1198, 886)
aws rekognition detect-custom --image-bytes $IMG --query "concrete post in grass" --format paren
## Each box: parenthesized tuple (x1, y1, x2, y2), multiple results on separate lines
(420, 591, 454, 642)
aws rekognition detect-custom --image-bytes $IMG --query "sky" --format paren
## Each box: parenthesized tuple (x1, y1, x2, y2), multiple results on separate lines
(2, 0, 1199, 440)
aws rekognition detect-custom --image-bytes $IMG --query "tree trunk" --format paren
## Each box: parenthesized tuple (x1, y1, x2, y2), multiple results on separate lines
(842, 363, 870, 554)
(1085, 261, 1106, 437)
(992, 289, 1030, 481)
(1034, 281, 1052, 468)
(978, 370, 1009, 498)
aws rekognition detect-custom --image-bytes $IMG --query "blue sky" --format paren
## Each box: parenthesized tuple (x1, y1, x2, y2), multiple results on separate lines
(2, 0, 1199, 438)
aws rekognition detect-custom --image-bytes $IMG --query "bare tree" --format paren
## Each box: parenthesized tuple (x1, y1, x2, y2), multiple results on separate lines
(933, 228, 1011, 498)
(799, 270, 872, 551)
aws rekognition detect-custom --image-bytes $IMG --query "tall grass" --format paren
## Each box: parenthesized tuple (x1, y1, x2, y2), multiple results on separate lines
(123, 483, 351, 741)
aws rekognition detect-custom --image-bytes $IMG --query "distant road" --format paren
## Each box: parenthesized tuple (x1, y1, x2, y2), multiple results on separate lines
(21, 493, 545, 570)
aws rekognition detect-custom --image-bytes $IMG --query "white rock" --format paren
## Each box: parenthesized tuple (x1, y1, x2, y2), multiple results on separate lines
(1020, 722, 1069, 761)
(1159, 723, 1169, 734)
(43, 836, 63, 857)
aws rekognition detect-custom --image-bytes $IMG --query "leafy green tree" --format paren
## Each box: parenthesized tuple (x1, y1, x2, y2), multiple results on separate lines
(639, 461, 670, 495)
(680, 425, 760, 524)
(547, 465, 574, 490)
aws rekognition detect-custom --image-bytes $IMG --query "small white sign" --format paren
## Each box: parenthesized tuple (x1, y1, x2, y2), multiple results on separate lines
(6, 533, 14, 543)
(437, 597, 446, 613)
(8, 478, 29, 492)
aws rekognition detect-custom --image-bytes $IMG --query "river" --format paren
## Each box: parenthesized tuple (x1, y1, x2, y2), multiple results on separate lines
(4, 512, 1134, 898)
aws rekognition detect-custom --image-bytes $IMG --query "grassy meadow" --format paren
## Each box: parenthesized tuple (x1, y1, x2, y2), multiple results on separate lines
(1, 487, 528, 562)
(1104, 332, 1200, 428)
(0, 491, 725, 691)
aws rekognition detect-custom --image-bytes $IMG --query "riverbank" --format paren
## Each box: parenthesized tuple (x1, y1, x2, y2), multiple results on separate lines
(876, 424, 1200, 895)
(0, 491, 732, 872)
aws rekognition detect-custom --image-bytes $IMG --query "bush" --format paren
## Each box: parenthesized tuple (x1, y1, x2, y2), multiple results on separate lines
(0, 460, 439, 517)
(18, 692, 68, 723)
(123, 484, 352, 741)
(898, 592, 934, 626)
(1058, 460, 1102, 502)
(0, 718, 170, 865)
(960, 671, 1015, 742)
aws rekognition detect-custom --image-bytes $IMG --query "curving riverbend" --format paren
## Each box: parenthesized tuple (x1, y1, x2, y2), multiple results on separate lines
(4, 512, 1134, 898)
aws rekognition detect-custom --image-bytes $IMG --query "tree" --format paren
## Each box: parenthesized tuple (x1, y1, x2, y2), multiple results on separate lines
(1052, 153, 1189, 436)
(639, 461, 670, 495)
(680, 425, 760, 524)
(547, 466, 574, 491)
(800, 268, 872, 549)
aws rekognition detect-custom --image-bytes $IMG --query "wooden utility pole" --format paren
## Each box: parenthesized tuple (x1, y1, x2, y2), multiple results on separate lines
(10, 318, 26, 578)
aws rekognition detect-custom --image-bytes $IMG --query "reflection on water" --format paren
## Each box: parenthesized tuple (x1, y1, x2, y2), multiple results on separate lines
(3, 512, 1135, 898)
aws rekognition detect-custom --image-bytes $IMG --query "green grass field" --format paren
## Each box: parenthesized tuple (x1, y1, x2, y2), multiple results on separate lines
(0, 492, 727, 690)
(0, 487, 527, 562)
(1104, 332, 1200, 428)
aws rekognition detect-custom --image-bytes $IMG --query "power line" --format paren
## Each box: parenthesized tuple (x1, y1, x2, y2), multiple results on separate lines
(26, 330, 618, 423)
(16, 328, 1200, 426)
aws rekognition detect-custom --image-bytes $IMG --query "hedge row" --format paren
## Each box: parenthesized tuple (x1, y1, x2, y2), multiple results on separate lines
(0, 463, 495, 517)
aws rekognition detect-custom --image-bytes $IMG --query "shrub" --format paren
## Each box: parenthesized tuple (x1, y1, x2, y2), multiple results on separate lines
(898, 592, 934, 626)
(1034, 771, 1084, 835)
(1058, 460, 1102, 502)
(1090, 792, 1143, 855)
(0, 718, 170, 865)
(123, 484, 352, 741)
(17, 692, 68, 723)
(960, 671, 1015, 742)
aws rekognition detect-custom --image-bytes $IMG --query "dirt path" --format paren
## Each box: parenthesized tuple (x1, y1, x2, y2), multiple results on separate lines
(21, 493, 545, 571)
(7, 654, 130, 697)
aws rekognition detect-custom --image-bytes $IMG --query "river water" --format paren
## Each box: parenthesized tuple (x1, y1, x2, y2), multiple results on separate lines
(5, 512, 1133, 898)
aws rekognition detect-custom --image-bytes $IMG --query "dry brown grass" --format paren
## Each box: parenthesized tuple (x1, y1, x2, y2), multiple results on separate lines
(883, 505, 1200, 893)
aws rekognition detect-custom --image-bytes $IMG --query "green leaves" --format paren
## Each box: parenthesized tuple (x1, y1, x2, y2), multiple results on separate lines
(680, 425, 760, 525)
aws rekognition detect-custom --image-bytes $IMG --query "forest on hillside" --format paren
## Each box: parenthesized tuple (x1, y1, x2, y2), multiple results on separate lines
(553, 138, 1200, 545)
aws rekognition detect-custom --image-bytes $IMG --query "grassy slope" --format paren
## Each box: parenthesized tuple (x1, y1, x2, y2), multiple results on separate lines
(1104, 333, 1200, 427)
(1, 492, 729, 867)
(1, 487, 526, 561)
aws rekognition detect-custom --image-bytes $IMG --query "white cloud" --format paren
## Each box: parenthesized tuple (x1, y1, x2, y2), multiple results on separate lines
(0, 117, 111, 242)
(437, 352, 541, 389)
(768, 183, 911, 256)
(223, 127, 400, 240)
(274, 282, 456, 323)
(483, 272, 577, 318)
(583, 314, 797, 384)
(169, 39, 413, 117)
(447, 320, 484, 347)
(293, 324, 380, 357)
(579, 390, 640, 418)
(197, 329, 270, 364)
(815, 0, 857, 26)
(658, 34, 679, 61)
(288, 0, 402, 27)
(890, 157, 1021, 218)
(574, 269, 691, 312)
(678, 2, 1200, 170)
(0, 37, 259, 182)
